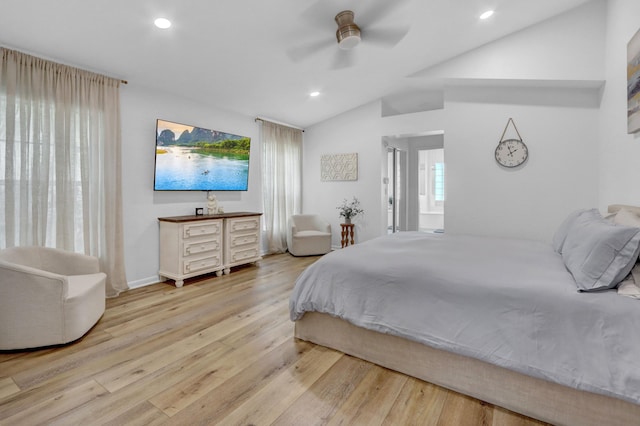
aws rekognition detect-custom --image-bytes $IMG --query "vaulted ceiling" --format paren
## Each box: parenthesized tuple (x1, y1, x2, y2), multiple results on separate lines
(0, 0, 592, 128)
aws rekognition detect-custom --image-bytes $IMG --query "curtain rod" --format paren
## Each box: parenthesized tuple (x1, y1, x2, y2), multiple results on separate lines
(1, 46, 128, 85)
(255, 117, 304, 132)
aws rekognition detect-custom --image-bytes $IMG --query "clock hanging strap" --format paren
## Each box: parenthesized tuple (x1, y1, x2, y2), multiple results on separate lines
(499, 118, 523, 142)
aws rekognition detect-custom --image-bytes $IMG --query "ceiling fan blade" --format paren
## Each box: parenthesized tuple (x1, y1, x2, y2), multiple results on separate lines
(357, 0, 410, 27)
(299, 1, 342, 32)
(363, 26, 410, 48)
(331, 48, 356, 70)
(287, 38, 335, 63)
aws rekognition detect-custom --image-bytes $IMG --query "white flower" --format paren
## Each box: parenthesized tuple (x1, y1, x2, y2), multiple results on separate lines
(337, 197, 364, 220)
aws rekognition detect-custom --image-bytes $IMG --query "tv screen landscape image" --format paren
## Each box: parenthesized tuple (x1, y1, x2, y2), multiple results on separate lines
(154, 119, 251, 191)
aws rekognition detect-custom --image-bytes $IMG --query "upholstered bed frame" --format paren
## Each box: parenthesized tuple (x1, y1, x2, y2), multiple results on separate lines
(294, 205, 640, 426)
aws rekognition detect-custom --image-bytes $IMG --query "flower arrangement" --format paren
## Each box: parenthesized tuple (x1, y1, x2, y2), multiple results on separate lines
(337, 197, 364, 223)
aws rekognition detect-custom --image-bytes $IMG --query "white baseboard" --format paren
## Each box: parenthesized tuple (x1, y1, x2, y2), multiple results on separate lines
(127, 276, 163, 290)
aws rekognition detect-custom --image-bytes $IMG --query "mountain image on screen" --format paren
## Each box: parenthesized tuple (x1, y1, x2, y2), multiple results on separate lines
(154, 119, 251, 191)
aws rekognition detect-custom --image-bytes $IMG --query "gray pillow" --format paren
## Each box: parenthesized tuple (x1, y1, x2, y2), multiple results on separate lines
(562, 209, 640, 292)
(552, 209, 593, 254)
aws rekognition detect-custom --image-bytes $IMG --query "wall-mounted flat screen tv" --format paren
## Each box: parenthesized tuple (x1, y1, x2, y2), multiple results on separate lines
(154, 119, 251, 191)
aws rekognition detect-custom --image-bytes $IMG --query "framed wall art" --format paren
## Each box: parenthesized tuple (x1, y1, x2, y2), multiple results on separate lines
(321, 153, 358, 181)
(628, 27, 640, 134)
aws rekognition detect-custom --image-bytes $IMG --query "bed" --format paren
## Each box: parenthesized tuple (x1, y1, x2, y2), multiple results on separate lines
(289, 205, 640, 426)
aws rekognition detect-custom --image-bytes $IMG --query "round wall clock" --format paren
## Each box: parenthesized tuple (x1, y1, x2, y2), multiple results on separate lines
(495, 138, 528, 168)
(495, 118, 528, 168)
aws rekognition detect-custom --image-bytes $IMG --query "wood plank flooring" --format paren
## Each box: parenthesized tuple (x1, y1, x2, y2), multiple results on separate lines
(0, 253, 548, 425)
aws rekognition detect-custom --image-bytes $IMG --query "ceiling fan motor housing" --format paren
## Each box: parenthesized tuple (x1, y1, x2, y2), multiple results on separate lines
(335, 10, 361, 49)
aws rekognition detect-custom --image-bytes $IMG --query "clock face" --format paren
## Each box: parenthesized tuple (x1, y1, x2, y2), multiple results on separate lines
(495, 139, 528, 168)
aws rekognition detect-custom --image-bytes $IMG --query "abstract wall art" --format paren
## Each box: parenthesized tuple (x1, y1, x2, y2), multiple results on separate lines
(321, 153, 358, 181)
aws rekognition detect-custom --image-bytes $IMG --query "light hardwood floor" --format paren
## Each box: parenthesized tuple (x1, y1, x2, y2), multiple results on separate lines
(0, 253, 548, 425)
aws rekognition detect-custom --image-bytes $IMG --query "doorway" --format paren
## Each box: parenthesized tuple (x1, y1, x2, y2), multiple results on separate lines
(383, 133, 444, 234)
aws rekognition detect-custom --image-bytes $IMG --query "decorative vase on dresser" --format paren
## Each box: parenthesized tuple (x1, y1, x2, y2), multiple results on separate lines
(158, 212, 262, 287)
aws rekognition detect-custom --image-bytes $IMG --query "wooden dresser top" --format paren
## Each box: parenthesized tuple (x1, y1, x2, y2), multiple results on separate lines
(158, 212, 262, 223)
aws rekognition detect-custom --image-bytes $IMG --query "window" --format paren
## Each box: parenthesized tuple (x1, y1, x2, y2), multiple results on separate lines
(0, 47, 128, 296)
(434, 162, 445, 202)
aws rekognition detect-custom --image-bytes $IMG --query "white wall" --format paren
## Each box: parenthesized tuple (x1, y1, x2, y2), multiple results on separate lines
(120, 85, 262, 287)
(443, 96, 598, 241)
(302, 101, 382, 246)
(598, 0, 640, 208)
(303, 0, 605, 244)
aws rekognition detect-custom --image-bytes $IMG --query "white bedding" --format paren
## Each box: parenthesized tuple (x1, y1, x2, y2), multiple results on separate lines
(289, 232, 640, 405)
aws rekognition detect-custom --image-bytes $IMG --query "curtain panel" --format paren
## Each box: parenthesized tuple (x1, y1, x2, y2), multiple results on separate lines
(0, 48, 127, 297)
(260, 120, 302, 254)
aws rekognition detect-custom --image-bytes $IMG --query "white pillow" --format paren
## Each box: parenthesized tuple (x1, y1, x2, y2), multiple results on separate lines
(618, 272, 640, 299)
(613, 208, 640, 228)
(562, 209, 640, 291)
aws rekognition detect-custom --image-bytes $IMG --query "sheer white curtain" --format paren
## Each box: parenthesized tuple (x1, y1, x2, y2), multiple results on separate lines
(0, 48, 128, 297)
(260, 120, 302, 254)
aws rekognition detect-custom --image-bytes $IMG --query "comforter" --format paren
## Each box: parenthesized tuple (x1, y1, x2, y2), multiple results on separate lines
(289, 232, 640, 405)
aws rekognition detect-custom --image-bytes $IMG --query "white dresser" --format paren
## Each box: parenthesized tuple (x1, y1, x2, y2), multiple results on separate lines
(158, 212, 262, 287)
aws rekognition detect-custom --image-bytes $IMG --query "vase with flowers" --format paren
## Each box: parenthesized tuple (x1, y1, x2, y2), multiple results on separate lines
(337, 197, 364, 224)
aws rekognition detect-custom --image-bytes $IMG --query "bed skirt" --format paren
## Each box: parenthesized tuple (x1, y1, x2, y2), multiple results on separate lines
(294, 312, 640, 426)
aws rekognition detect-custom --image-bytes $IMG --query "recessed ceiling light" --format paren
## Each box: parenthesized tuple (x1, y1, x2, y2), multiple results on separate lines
(154, 18, 172, 29)
(310, 91, 320, 97)
(479, 10, 494, 20)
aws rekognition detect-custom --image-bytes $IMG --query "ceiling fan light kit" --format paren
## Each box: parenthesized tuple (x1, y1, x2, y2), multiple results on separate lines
(335, 11, 361, 50)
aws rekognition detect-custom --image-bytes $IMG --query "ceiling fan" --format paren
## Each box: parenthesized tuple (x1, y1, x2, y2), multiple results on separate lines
(287, 1, 410, 69)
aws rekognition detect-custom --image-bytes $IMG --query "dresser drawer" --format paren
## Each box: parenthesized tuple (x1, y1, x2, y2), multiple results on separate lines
(227, 217, 259, 234)
(229, 247, 260, 264)
(183, 239, 221, 257)
(228, 233, 259, 249)
(183, 221, 221, 239)
(223, 214, 262, 272)
(183, 255, 222, 274)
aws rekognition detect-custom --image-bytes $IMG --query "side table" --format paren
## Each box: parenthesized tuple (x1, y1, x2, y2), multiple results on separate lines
(340, 223, 355, 248)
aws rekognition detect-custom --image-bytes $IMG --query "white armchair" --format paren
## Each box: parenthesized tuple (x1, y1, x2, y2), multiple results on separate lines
(287, 214, 332, 256)
(0, 246, 106, 350)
